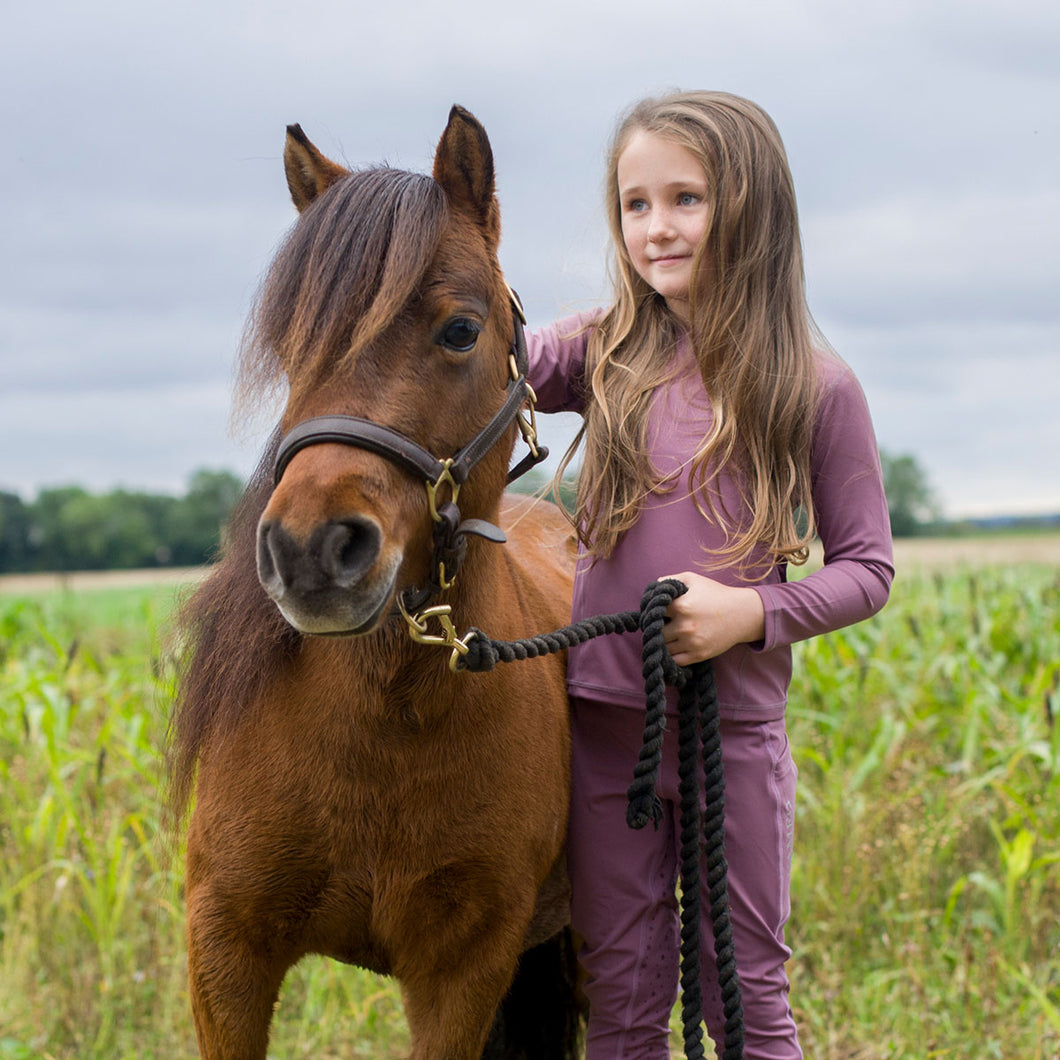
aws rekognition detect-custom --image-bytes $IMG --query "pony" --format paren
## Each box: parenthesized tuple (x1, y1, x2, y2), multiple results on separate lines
(168, 106, 582, 1059)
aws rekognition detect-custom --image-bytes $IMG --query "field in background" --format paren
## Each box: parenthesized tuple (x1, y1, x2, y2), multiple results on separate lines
(801, 529, 1060, 572)
(3, 529, 1059, 595)
(1, 534, 1058, 1058)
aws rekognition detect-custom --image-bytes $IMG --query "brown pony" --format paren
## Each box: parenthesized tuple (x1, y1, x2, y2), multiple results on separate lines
(169, 107, 581, 1059)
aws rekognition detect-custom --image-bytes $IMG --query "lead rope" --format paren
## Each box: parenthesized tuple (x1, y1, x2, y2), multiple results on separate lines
(460, 579, 744, 1060)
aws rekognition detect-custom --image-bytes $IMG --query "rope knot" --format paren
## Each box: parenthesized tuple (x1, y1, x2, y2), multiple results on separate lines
(626, 793, 665, 830)
(458, 630, 498, 672)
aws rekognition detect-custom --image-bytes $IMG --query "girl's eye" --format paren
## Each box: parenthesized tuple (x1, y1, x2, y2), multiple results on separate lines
(678, 192, 700, 206)
(625, 198, 648, 213)
(439, 317, 481, 353)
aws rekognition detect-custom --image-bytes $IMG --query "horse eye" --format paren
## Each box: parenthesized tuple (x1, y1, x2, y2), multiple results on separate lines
(439, 317, 481, 353)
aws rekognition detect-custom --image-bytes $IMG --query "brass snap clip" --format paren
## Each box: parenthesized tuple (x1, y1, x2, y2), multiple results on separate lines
(398, 596, 472, 673)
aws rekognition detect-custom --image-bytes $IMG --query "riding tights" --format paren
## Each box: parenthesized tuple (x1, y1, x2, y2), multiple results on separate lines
(567, 697, 802, 1060)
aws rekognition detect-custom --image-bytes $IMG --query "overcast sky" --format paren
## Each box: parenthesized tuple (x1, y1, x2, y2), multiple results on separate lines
(2, 0, 1057, 518)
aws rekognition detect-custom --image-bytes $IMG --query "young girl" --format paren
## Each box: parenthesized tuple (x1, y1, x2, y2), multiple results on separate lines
(526, 92, 894, 1059)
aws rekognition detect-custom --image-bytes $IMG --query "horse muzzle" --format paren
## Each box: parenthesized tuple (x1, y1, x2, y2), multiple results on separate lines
(256, 514, 400, 635)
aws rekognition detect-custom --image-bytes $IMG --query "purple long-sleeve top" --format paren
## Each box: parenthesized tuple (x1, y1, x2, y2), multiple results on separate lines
(527, 312, 894, 721)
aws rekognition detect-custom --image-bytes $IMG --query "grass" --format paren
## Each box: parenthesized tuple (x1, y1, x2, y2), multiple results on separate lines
(0, 586, 192, 1057)
(1, 550, 1058, 1058)
(787, 562, 1060, 1058)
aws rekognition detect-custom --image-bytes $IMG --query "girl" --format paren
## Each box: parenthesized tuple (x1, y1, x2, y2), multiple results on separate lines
(526, 92, 894, 1059)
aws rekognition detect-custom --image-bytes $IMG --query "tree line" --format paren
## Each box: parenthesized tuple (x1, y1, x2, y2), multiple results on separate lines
(0, 452, 943, 575)
(0, 470, 244, 574)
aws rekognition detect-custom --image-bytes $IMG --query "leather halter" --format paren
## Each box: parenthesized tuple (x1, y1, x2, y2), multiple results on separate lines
(271, 289, 548, 618)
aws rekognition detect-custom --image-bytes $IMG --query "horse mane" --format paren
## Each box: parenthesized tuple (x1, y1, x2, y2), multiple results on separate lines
(235, 166, 449, 424)
(165, 439, 294, 826)
(168, 167, 449, 827)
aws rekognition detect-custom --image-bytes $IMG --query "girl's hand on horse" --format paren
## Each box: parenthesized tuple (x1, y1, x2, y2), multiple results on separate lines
(660, 571, 766, 665)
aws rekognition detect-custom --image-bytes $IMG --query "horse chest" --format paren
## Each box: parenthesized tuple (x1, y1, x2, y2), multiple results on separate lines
(328, 713, 537, 844)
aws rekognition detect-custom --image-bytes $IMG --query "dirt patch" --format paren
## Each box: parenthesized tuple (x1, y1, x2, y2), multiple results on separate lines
(0, 567, 208, 595)
(803, 531, 1060, 573)
(891, 533, 1060, 570)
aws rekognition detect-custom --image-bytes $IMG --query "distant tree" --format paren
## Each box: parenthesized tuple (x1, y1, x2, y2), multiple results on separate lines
(879, 450, 941, 537)
(507, 468, 549, 496)
(168, 469, 245, 564)
(0, 492, 30, 572)
(28, 487, 160, 570)
(29, 486, 93, 571)
(507, 467, 578, 510)
(6, 471, 245, 573)
(102, 489, 173, 568)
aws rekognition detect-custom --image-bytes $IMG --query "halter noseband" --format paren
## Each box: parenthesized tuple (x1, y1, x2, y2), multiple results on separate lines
(271, 289, 548, 646)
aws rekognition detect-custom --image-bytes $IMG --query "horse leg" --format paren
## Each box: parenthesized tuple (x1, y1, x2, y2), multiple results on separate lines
(401, 949, 523, 1060)
(481, 931, 585, 1060)
(186, 896, 290, 1060)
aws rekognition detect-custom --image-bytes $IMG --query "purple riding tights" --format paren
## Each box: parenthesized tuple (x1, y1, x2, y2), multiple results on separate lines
(567, 697, 802, 1059)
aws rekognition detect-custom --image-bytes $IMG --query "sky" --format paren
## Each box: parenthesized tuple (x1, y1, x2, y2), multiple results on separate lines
(2, 0, 1057, 519)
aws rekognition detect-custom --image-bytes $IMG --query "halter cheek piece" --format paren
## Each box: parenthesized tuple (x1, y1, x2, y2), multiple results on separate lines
(271, 289, 549, 648)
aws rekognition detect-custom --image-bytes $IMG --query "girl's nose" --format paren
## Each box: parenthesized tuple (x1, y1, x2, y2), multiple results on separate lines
(646, 208, 676, 242)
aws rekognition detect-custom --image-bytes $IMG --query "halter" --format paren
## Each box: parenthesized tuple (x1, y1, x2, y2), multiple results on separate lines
(272, 287, 548, 655)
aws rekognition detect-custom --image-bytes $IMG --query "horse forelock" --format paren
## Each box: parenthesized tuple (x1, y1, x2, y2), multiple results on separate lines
(235, 167, 450, 423)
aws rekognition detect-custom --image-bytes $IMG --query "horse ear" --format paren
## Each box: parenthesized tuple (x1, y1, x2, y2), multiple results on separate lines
(433, 105, 500, 245)
(284, 124, 349, 212)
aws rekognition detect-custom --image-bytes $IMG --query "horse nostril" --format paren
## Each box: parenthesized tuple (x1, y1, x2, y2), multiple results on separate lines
(317, 518, 382, 586)
(256, 520, 289, 597)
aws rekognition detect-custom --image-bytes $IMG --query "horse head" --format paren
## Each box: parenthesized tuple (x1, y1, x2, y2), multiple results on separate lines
(249, 107, 532, 636)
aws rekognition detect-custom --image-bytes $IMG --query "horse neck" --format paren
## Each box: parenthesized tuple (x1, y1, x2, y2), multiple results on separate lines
(314, 534, 506, 718)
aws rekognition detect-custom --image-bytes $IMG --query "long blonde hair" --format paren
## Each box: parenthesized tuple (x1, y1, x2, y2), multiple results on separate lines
(560, 90, 822, 572)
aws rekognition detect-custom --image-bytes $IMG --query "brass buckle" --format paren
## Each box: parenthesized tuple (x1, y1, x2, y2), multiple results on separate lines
(437, 560, 456, 592)
(426, 459, 461, 523)
(398, 596, 472, 673)
(505, 282, 527, 325)
(507, 354, 542, 459)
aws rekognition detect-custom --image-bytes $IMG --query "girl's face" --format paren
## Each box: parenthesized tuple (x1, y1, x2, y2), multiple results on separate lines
(616, 130, 711, 322)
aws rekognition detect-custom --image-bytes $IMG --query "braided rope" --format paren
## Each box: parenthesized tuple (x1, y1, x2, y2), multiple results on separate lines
(460, 579, 744, 1059)
(676, 668, 707, 1059)
(462, 609, 641, 670)
(694, 661, 745, 1059)
(692, 658, 745, 1059)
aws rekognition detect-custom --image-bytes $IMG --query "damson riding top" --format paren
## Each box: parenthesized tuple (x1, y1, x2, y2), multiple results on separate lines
(526, 312, 895, 722)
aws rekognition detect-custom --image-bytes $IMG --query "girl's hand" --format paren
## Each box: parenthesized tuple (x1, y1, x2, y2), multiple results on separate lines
(659, 571, 766, 666)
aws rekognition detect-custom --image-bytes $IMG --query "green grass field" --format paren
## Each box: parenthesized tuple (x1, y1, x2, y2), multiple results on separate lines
(1, 543, 1058, 1058)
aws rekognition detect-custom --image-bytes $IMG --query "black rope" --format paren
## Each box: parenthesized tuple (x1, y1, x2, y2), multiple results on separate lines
(460, 578, 744, 1060)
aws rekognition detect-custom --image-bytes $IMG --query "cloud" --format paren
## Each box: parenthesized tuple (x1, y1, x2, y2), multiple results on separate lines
(0, 380, 257, 497)
(1, 0, 1057, 518)
(806, 188, 1060, 328)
